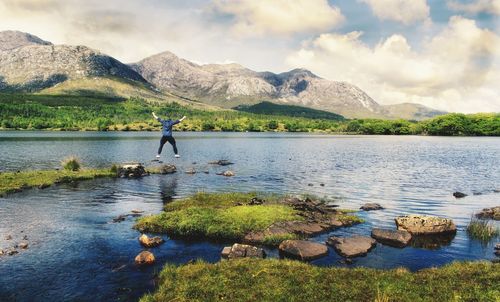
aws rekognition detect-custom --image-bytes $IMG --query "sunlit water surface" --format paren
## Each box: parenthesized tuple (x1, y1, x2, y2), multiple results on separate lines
(0, 132, 499, 301)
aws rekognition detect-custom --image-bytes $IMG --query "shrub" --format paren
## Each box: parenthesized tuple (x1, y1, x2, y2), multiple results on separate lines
(61, 156, 81, 171)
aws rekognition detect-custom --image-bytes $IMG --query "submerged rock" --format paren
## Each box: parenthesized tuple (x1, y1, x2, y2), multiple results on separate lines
(476, 206, 500, 220)
(371, 228, 411, 248)
(453, 192, 467, 198)
(327, 236, 376, 258)
(208, 160, 234, 166)
(117, 163, 148, 178)
(159, 164, 176, 174)
(135, 251, 155, 265)
(395, 215, 457, 235)
(221, 243, 266, 259)
(18, 242, 28, 249)
(112, 215, 127, 223)
(410, 233, 455, 250)
(360, 203, 384, 211)
(216, 170, 235, 177)
(185, 169, 196, 174)
(495, 243, 500, 250)
(5, 235, 12, 240)
(138, 234, 165, 248)
(279, 240, 328, 261)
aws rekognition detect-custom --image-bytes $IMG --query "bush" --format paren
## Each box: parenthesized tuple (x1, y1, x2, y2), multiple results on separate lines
(61, 156, 81, 171)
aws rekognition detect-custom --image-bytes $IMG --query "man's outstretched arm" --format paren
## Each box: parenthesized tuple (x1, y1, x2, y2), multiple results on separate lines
(152, 112, 162, 122)
(173, 116, 186, 125)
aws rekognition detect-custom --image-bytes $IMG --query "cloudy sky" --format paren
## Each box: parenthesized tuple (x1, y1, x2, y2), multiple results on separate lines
(0, 0, 499, 113)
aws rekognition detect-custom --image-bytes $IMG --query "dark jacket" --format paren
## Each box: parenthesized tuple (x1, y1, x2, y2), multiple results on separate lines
(157, 118, 180, 136)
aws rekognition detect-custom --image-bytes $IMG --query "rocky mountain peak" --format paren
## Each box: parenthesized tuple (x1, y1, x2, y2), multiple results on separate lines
(0, 30, 52, 51)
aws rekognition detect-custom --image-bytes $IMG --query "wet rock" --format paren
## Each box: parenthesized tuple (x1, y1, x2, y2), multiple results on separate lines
(203, 170, 210, 174)
(6, 248, 18, 256)
(360, 203, 384, 211)
(475, 206, 500, 220)
(117, 163, 148, 178)
(138, 234, 165, 248)
(208, 160, 234, 166)
(395, 215, 457, 235)
(453, 192, 467, 198)
(5, 235, 12, 240)
(131, 209, 144, 214)
(216, 170, 234, 177)
(112, 215, 127, 223)
(248, 197, 264, 205)
(135, 251, 155, 265)
(495, 243, 500, 250)
(327, 236, 376, 258)
(185, 169, 196, 174)
(159, 164, 176, 174)
(19, 242, 28, 249)
(22, 235, 28, 240)
(495, 250, 500, 257)
(308, 183, 313, 187)
(279, 240, 328, 261)
(371, 228, 412, 248)
(221, 243, 266, 259)
(320, 183, 325, 187)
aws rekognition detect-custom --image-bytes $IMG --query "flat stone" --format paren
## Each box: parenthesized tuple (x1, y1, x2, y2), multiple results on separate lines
(279, 240, 328, 261)
(135, 251, 155, 265)
(395, 215, 457, 235)
(217, 170, 234, 177)
(221, 243, 266, 259)
(139, 234, 165, 248)
(360, 203, 384, 211)
(327, 236, 376, 258)
(476, 206, 500, 220)
(371, 228, 412, 248)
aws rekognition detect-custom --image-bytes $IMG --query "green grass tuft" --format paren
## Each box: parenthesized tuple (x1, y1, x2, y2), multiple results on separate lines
(467, 217, 499, 242)
(140, 259, 500, 302)
(61, 156, 81, 171)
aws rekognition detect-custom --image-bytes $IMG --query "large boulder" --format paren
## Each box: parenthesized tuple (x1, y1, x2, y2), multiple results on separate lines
(117, 163, 148, 178)
(221, 243, 266, 259)
(135, 251, 155, 265)
(327, 236, 376, 258)
(360, 203, 384, 211)
(395, 215, 456, 235)
(138, 234, 165, 248)
(371, 228, 412, 248)
(159, 164, 176, 174)
(476, 206, 500, 220)
(278, 240, 328, 261)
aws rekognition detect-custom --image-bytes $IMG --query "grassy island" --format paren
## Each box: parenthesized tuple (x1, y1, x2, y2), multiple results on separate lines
(141, 259, 500, 302)
(0, 168, 116, 196)
(134, 192, 363, 245)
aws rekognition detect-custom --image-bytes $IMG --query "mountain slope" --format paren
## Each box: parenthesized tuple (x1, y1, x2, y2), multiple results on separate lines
(0, 30, 52, 51)
(235, 101, 344, 120)
(131, 52, 442, 119)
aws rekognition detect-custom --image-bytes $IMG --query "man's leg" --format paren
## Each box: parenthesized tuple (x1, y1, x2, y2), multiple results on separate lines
(157, 136, 168, 155)
(166, 136, 178, 155)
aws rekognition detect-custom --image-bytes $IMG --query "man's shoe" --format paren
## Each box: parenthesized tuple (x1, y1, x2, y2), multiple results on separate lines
(175, 154, 180, 158)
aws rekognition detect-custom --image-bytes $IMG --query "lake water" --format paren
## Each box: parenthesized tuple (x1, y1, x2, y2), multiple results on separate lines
(0, 131, 499, 301)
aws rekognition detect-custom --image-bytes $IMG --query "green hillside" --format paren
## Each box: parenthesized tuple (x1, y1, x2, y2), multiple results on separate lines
(234, 101, 344, 120)
(0, 93, 498, 135)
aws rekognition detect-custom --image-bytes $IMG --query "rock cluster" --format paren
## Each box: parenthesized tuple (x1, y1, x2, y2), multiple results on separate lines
(117, 163, 148, 178)
(278, 240, 328, 261)
(221, 243, 266, 259)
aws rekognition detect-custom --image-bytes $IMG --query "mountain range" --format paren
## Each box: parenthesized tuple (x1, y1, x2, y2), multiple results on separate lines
(0, 30, 445, 119)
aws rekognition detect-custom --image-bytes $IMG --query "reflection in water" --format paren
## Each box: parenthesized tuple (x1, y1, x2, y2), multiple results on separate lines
(0, 132, 499, 301)
(410, 233, 457, 250)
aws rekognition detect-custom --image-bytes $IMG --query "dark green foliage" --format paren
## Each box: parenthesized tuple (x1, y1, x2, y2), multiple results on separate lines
(235, 101, 345, 120)
(0, 93, 498, 135)
(61, 156, 81, 171)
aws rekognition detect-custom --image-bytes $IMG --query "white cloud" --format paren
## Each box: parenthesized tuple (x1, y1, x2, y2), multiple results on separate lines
(286, 16, 500, 113)
(211, 0, 344, 35)
(359, 0, 430, 24)
(448, 0, 500, 15)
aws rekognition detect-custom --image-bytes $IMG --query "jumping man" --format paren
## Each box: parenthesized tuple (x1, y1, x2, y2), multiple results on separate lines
(152, 112, 186, 159)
